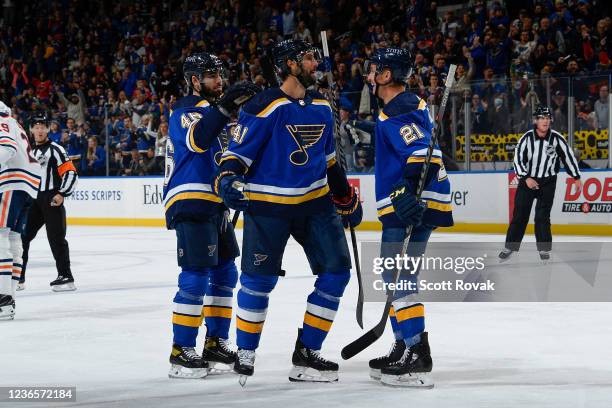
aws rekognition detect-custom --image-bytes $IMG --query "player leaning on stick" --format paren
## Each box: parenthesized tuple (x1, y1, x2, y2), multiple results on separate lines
(163, 53, 260, 378)
(499, 105, 581, 262)
(215, 39, 362, 384)
(0, 102, 41, 320)
(365, 48, 453, 387)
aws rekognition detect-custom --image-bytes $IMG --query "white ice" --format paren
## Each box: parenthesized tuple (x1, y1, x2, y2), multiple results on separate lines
(2, 226, 612, 408)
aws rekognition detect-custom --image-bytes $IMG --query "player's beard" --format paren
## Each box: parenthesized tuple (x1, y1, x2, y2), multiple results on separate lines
(295, 65, 315, 88)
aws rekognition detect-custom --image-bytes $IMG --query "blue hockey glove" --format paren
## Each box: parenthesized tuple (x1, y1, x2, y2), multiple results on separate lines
(332, 187, 363, 228)
(389, 180, 426, 226)
(215, 171, 248, 210)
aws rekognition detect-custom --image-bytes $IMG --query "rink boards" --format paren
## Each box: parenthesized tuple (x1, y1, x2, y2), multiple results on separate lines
(64, 170, 612, 235)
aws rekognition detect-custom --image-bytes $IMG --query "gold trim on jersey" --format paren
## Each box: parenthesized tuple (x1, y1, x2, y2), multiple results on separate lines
(376, 199, 452, 217)
(406, 156, 443, 165)
(196, 100, 210, 108)
(256, 98, 291, 118)
(245, 184, 329, 205)
(164, 191, 223, 210)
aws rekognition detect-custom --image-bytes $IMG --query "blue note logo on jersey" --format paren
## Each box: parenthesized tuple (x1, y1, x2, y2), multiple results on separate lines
(285, 124, 326, 165)
(253, 253, 268, 266)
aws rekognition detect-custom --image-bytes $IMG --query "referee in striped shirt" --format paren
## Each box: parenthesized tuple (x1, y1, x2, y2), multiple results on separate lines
(500, 105, 582, 261)
(19, 114, 78, 292)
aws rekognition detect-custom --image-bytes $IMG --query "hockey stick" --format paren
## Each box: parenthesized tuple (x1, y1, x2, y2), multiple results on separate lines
(320, 31, 364, 329)
(341, 64, 457, 360)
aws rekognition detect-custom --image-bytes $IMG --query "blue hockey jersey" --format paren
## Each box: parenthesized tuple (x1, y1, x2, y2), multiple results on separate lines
(219, 88, 337, 217)
(163, 95, 230, 228)
(375, 91, 454, 228)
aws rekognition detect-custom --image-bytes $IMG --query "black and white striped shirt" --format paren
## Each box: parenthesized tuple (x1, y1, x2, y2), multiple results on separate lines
(513, 128, 581, 180)
(32, 140, 78, 196)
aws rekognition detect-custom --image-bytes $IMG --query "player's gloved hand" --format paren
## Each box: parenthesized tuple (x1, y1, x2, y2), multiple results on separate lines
(389, 180, 426, 226)
(217, 81, 261, 116)
(216, 171, 248, 210)
(332, 186, 363, 228)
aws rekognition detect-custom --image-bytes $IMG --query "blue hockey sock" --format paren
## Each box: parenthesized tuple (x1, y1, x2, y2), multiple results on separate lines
(235, 272, 278, 350)
(172, 269, 208, 347)
(389, 306, 403, 340)
(301, 270, 350, 350)
(391, 301, 425, 345)
(203, 259, 238, 339)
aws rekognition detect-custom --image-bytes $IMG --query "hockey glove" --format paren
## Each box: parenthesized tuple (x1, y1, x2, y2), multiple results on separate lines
(215, 171, 249, 210)
(217, 82, 262, 116)
(332, 186, 363, 228)
(389, 181, 426, 226)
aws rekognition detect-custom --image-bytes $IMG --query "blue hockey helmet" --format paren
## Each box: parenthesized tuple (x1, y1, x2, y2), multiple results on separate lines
(271, 39, 322, 78)
(366, 47, 414, 84)
(182, 52, 226, 89)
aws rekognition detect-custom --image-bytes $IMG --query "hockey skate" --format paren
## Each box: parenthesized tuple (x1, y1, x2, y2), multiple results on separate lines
(50, 275, 76, 292)
(0, 295, 15, 320)
(168, 344, 208, 379)
(202, 336, 237, 374)
(288, 329, 339, 383)
(368, 339, 406, 380)
(16, 280, 25, 291)
(539, 251, 550, 262)
(498, 248, 514, 263)
(380, 332, 434, 388)
(234, 348, 255, 386)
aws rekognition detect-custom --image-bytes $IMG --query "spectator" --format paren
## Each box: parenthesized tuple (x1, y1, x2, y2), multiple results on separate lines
(488, 95, 511, 135)
(282, 2, 296, 38)
(57, 85, 87, 125)
(594, 85, 609, 130)
(471, 93, 490, 134)
(48, 121, 62, 144)
(124, 148, 145, 176)
(82, 136, 106, 176)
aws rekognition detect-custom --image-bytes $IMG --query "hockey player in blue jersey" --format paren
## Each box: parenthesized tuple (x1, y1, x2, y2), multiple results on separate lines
(215, 39, 362, 384)
(364, 48, 453, 387)
(163, 53, 260, 378)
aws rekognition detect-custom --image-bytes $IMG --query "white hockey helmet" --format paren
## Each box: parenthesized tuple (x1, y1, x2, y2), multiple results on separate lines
(0, 101, 11, 117)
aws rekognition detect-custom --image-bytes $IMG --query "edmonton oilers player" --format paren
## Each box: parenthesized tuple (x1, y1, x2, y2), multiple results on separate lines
(164, 53, 260, 378)
(365, 49, 453, 387)
(215, 39, 362, 384)
(0, 102, 41, 320)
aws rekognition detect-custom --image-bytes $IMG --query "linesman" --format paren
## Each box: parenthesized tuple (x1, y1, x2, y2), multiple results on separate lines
(500, 105, 581, 261)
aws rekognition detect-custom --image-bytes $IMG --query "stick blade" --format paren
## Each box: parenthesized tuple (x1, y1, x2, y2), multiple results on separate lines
(341, 323, 385, 360)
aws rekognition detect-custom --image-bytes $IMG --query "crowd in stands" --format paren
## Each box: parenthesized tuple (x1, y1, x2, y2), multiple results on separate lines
(1, 0, 610, 175)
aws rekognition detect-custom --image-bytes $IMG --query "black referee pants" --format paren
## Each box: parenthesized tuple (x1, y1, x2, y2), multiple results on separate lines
(21, 192, 72, 282)
(505, 176, 556, 252)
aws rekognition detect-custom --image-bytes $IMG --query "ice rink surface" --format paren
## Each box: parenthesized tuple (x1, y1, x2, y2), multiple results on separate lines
(2, 226, 612, 408)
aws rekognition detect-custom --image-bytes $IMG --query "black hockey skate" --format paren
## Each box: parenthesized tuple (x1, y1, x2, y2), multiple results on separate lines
(498, 248, 514, 263)
(234, 348, 256, 387)
(368, 339, 406, 380)
(50, 275, 76, 292)
(380, 332, 433, 388)
(539, 251, 550, 261)
(168, 344, 208, 379)
(0, 295, 15, 320)
(202, 336, 237, 374)
(289, 328, 339, 382)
